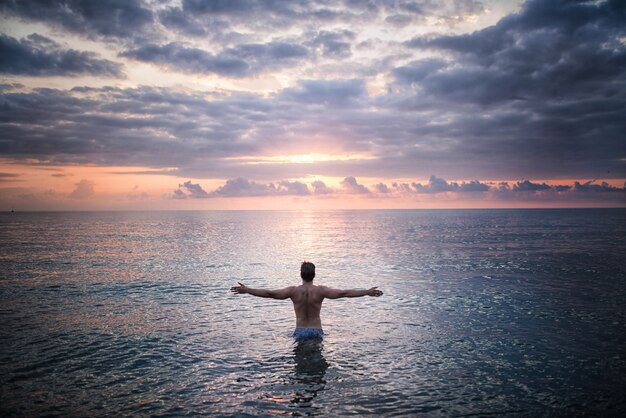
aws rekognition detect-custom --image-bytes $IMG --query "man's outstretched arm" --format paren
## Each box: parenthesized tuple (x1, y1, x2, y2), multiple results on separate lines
(230, 282, 294, 300)
(321, 286, 383, 299)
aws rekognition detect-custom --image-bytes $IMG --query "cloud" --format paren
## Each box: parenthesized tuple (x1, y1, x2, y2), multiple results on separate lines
(0, 0, 154, 40)
(311, 180, 333, 195)
(410, 175, 490, 193)
(179, 0, 356, 25)
(177, 180, 210, 198)
(0, 0, 624, 184)
(158, 6, 210, 37)
(120, 43, 249, 77)
(280, 79, 366, 105)
(210, 177, 279, 197)
(374, 182, 391, 193)
(0, 34, 124, 77)
(385, 14, 413, 28)
(68, 179, 94, 199)
(0, 83, 24, 92)
(127, 185, 149, 200)
(0, 73, 623, 182)
(0, 172, 20, 178)
(574, 180, 625, 193)
(167, 176, 626, 204)
(214, 178, 312, 197)
(307, 30, 355, 59)
(341, 176, 370, 194)
(392, 182, 413, 193)
(459, 180, 490, 192)
(0, 172, 21, 183)
(389, 0, 626, 179)
(277, 180, 311, 196)
(0, 86, 260, 168)
(489, 178, 625, 203)
(393, 58, 448, 85)
(173, 178, 312, 198)
(172, 189, 187, 200)
(121, 41, 308, 77)
(404, 0, 626, 104)
(512, 180, 552, 192)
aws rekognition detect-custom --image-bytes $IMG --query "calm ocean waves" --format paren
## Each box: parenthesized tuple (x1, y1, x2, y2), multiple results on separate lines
(1, 209, 625, 416)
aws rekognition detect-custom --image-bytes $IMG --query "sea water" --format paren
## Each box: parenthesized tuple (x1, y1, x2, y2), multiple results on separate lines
(1, 209, 625, 416)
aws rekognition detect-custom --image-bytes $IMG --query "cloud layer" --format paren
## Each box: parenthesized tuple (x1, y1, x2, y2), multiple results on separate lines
(171, 176, 626, 204)
(0, 34, 123, 77)
(0, 0, 624, 208)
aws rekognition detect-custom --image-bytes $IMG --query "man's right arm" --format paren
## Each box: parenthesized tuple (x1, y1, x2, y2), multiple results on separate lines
(231, 282, 295, 299)
(321, 286, 383, 299)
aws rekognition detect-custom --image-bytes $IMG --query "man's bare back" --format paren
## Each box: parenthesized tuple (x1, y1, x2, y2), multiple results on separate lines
(230, 262, 383, 336)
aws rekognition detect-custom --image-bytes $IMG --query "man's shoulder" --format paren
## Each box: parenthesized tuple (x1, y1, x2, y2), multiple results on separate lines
(294, 284, 327, 293)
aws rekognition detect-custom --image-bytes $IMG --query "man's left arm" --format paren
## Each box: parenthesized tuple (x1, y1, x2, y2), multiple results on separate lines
(321, 286, 383, 299)
(231, 282, 294, 300)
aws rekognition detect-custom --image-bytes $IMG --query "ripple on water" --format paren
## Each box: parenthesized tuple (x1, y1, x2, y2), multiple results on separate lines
(1, 209, 625, 416)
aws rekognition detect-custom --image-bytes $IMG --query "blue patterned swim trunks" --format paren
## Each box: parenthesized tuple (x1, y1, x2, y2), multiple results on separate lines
(293, 327, 324, 341)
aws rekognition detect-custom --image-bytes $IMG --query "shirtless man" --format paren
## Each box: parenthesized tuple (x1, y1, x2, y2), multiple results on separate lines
(230, 261, 383, 341)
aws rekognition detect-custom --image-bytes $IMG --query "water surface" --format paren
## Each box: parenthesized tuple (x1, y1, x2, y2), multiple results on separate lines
(1, 209, 625, 416)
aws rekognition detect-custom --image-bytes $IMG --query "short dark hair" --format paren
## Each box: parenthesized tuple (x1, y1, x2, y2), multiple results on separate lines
(301, 261, 315, 282)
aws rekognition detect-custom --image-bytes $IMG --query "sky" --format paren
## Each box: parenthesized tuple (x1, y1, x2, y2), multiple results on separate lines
(0, 0, 625, 210)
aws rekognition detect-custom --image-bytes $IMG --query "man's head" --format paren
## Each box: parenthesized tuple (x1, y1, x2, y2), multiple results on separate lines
(301, 261, 315, 282)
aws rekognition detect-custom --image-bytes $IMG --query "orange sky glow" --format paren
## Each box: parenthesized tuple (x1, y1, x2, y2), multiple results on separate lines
(1, 160, 623, 211)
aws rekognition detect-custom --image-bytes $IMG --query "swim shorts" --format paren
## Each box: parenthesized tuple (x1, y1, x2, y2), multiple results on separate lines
(293, 327, 324, 341)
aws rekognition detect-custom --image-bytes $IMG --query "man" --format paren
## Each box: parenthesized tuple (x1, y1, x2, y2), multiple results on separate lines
(230, 261, 383, 341)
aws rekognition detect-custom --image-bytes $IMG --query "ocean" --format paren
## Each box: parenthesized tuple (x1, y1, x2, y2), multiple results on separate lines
(1, 209, 625, 416)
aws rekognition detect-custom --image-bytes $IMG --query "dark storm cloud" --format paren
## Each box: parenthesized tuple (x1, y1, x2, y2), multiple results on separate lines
(396, 0, 626, 179)
(0, 86, 265, 167)
(404, 0, 626, 105)
(121, 41, 308, 77)
(0, 0, 154, 40)
(0, 33, 124, 77)
(393, 58, 448, 85)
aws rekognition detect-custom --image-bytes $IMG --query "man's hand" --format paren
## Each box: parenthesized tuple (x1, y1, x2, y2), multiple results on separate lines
(366, 287, 383, 297)
(230, 282, 248, 294)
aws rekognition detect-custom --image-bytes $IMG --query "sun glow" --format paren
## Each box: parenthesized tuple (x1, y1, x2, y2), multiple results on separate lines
(223, 153, 376, 165)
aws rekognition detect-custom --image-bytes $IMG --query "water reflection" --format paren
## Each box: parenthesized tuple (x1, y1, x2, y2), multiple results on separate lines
(291, 339, 328, 409)
(2, 210, 625, 416)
